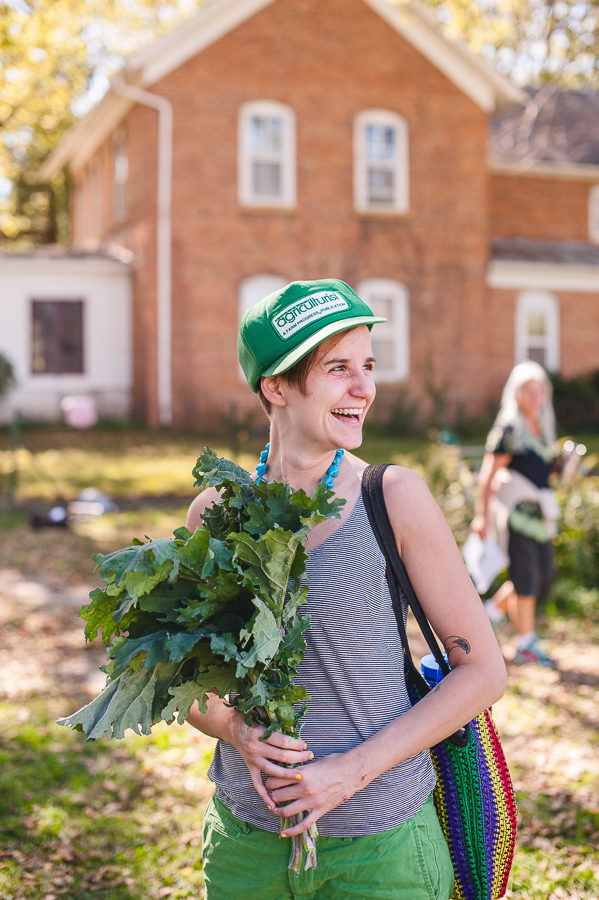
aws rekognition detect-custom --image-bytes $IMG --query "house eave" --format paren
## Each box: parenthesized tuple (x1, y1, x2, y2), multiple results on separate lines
(490, 158, 599, 182)
(487, 259, 599, 292)
(363, 0, 524, 113)
(40, 0, 524, 179)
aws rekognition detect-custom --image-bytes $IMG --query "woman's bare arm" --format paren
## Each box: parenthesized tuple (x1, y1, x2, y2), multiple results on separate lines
(265, 466, 507, 836)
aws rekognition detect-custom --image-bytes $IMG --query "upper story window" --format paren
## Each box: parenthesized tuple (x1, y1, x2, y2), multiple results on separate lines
(112, 128, 128, 222)
(88, 159, 102, 241)
(515, 291, 559, 372)
(354, 111, 409, 214)
(239, 275, 288, 380)
(73, 179, 86, 246)
(238, 101, 296, 208)
(31, 300, 84, 374)
(357, 279, 409, 382)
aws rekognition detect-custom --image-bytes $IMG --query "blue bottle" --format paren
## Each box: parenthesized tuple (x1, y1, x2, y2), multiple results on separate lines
(420, 653, 451, 687)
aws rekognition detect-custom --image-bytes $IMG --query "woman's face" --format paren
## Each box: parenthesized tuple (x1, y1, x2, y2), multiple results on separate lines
(516, 378, 545, 419)
(279, 325, 376, 451)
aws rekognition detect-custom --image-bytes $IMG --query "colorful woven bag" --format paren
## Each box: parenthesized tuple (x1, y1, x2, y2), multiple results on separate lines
(362, 465, 517, 900)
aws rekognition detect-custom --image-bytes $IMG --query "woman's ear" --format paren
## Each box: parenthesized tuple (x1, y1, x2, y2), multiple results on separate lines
(261, 375, 287, 408)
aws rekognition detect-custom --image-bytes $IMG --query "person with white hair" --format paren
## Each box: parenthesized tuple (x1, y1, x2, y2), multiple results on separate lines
(471, 361, 560, 668)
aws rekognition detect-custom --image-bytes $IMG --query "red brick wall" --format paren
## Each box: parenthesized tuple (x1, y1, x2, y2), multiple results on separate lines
(93, 0, 497, 427)
(490, 173, 597, 242)
(486, 286, 599, 399)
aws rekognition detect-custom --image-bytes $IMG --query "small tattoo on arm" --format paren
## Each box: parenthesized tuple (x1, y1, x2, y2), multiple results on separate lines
(444, 635, 471, 656)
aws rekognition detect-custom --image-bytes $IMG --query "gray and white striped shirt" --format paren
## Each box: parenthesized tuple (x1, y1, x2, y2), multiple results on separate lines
(209, 492, 436, 836)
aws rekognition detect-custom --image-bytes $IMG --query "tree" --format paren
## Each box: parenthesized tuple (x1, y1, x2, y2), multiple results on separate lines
(0, 0, 203, 249)
(421, 0, 599, 87)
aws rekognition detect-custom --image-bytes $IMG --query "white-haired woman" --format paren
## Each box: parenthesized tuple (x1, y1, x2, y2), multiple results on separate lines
(185, 279, 506, 900)
(471, 361, 560, 668)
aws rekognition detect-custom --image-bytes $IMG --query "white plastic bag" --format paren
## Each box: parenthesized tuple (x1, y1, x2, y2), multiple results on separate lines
(462, 532, 509, 594)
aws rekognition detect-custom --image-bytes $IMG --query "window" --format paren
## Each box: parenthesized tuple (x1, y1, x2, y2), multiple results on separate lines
(73, 179, 86, 245)
(589, 185, 599, 243)
(515, 291, 559, 372)
(357, 279, 409, 382)
(88, 160, 102, 240)
(238, 101, 296, 207)
(354, 111, 409, 213)
(238, 275, 288, 380)
(112, 129, 128, 222)
(31, 300, 84, 374)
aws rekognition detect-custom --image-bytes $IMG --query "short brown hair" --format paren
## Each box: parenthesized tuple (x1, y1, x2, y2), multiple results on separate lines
(257, 330, 349, 417)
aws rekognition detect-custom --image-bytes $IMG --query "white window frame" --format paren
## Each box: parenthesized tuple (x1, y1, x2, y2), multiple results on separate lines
(357, 278, 409, 382)
(112, 128, 128, 222)
(238, 275, 288, 380)
(88, 160, 102, 241)
(515, 291, 560, 372)
(238, 101, 296, 208)
(588, 184, 599, 243)
(354, 110, 409, 214)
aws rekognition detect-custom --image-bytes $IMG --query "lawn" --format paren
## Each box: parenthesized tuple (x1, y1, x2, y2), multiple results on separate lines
(1, 427, 598, 899)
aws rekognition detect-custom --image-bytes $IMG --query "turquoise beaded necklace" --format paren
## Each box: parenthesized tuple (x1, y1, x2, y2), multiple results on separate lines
(255, 443, 345, 490)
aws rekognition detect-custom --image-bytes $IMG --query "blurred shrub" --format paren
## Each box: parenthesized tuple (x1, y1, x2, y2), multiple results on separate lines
(551, 476, 599, 615)
(393, 443, 476, 546)
(551, 370, 599, 433)
(399, 443, 599, 618)
(0, 352, 15, 400)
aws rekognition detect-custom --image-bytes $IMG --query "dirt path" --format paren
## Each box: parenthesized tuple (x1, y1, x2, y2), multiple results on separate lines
(1, 569, 598, 899)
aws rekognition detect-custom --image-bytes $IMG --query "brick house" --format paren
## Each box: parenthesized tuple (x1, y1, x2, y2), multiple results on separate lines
(38, 0, 599, 429)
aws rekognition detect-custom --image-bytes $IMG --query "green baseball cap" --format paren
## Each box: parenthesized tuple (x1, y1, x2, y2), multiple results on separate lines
(238, 278, 386, 392)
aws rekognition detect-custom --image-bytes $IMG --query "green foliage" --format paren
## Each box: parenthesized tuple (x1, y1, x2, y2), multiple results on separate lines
(551, 371, 599, 433)
(551, 475, 599, 615)
(0, 352, 16, 400)
(0, 0, 205, 248)
(422, 0, 599, 86)
(59, 446, 344, 743)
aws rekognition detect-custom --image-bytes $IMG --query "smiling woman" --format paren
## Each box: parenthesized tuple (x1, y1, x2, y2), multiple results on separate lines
(185, 279, 507, 900)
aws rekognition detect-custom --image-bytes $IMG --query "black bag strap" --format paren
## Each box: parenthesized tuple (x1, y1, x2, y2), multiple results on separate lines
(362, 463, 471, 748)
(361, 463, 451, 677)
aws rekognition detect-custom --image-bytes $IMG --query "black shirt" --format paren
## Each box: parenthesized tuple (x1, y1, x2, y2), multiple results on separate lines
(486, 424, 554, 489)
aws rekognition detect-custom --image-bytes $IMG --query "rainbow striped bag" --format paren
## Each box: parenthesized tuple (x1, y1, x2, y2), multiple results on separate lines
(363, 465, 517, 900)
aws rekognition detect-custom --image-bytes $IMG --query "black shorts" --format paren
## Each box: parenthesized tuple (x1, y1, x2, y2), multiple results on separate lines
(508, 529, 554, 598)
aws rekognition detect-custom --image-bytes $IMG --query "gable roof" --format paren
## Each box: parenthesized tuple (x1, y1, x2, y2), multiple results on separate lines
(41, 0, 523, 178)
(490, 86, 599, 179)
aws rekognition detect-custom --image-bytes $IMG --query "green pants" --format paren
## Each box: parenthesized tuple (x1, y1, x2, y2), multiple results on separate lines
(202, 792, 454, 900)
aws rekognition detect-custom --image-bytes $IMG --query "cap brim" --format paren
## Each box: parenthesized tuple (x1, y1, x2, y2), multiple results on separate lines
(262, 316, 387, 379)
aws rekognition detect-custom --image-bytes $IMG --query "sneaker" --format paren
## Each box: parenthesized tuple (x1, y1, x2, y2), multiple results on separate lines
(513, 639, 557, 669)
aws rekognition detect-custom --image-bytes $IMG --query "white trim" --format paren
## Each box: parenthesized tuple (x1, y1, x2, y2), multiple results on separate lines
(39, 93, 134, 179)
(40, 0, 523, 179)
(238, 101, 296, 208)
(238, 274, 288, 380)
(589, 185, 599, 244)
(357, 278, 409, 382)
(112, 80, 173, 427)
(489, 158, 599, 182)
(136, 0, 277, 88)
(0, 257, 130, 276)
(487, 259, 599, 292)
(354, 110, 409, 214)
(515, 291, 560, 372)
(362, 0, 523, 112)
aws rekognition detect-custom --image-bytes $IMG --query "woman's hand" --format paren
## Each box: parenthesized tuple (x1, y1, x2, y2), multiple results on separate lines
(230, 717, 314, 811)
(470, 513, 487, 539)
(264, 752, 362, 835)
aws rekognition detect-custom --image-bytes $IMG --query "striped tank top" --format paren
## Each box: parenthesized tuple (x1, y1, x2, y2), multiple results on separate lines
(208, 491, 436, 836)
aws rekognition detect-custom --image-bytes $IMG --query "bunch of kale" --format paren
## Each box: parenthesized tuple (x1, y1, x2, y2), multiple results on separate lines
(58, 447, 344, 871)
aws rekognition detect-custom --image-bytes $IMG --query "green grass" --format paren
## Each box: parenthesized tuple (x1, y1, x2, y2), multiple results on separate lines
(1, 426, 599, 898)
